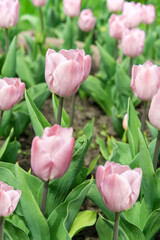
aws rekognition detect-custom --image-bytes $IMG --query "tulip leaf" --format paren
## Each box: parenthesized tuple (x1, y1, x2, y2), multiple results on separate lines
(0, 128, 14, 160)
(15, 164, 50, 240)
(1, 140, 21, 164)
(1, 37, 16, 77)
(115, 65, 131, 95)
(146, 121, 158, 139)
(96, 137, 108, 160)
(52, 93, 70, 127)
(69, 210, 97, 238)
(48, 179, 93, 240)
(25, 89, 51, 137)
(4, 221, 29, 240)
(143, 208, 160, 240)
(0, 167, 17, 189)
(127, 98, 141, 158)
(138, 129, 160, 212)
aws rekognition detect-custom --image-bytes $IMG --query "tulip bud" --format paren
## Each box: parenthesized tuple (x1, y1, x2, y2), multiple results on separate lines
(0, 0, 19, 29)
(45, 48, 91, 97)
(32, 0, 46, 7)
(63, 0, 81, 17)
(142, 4, 156, 25)
(122, 113, 128, 130)
(96, 161, 142, 212)
(122, 2, 143, 28)
(109, 14, 128, 40)
(0, 78, 25, 111)
(0, 182, 21, 217)
(130, 61, 160, 101)
(121, 28, 145, 58)
(78, 9, 96, 32)
(31, 125, 75, 181)
(106, 0, 124, 12)
(149, 89, 160, 130)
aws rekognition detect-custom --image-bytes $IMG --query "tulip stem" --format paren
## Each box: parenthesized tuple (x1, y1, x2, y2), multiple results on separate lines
(114, 40, 118, 60)
(39, 7, 44, 34)
(57, 97, 64, 125)
(153, 130, 160, 171)
(41, 180, 49, 216)
(141, 101, 148, 133)
(70, 94, 76, 127)
(112, 212, 120, 240)
(0, 217, 5, 240)
(128, 57, 133, 77)
(5, 28, 9, 54)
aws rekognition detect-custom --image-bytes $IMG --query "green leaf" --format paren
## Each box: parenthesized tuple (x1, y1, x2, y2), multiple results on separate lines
(96, 137, 108, 161)
(15, 164, 50, 240)
(4, 221, 29, 240)
(1, 37, 16, 77)
(1, 140, 21, 164)
(146, 121, 158, 139)
(0, 167, 17, 189)
(25, 89, 51, 137)
(87, 155, 100, 176)
(115, 65, 131, 95)
(48, 179, 93, 240)
(69, 210, 97, 238)
(0, 128, 14, 160)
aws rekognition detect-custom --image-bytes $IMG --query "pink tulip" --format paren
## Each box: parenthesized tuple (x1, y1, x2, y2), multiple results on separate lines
(96, 162, 142, 212)
(149, 89, 160, 130)
(121, 28, 145, 58)
(45, 48, 91, 97)
(131, 61, 160, 101)
(122, 2, 143, 28)
(0, 78, 25, 111)
(0, 182, 21, 217)
(142, 4, 156, 25)
(109, 14, 128, 40)
(78, 9, 96, 32)
(106, 0, 124, 12)
(122, 113, 128, 130)
(31, 125, 75, 181)
(32, 0, 46, 7)
(63, 0, 81, 17)
(0, 0, 19, 29)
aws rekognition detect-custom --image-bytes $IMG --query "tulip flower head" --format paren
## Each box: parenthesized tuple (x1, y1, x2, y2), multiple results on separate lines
(31, 125, 75, 181)
(122, 113, 128, 130)
(63, 0, 81, 17)
(142, 4, 156, 25)
(96, 162, 142, 212)
(0, 0, 20, 29)
(109, 14, 129, 40)
(0, 78, 25, 111)
(131, 61, 160, 101)
(78, 9, 96, 32)
(122, 2, 143, 28)
(32, 0, 46, 7)
(45, 48, 91, 97)
(106, 0, 124, 12)
(0, 182, 21, 217)
(121, 28, 145, 58)
(149, 89, 160, 130)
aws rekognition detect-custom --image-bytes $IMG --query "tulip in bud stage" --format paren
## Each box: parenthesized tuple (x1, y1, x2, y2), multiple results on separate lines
(142, 4, 155, 25)
(63, 0, 81, 17)
(78, 9, 96, 32)
(106, 0, 124, 12)
(109, 14, 128, 40)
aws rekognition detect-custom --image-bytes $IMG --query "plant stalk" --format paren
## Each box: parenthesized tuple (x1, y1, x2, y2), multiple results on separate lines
(40, 180, 49, 216)
(5, 28, 9, 54)
(70, 94, 76, 127)
(0, 217, 5, 240)
(112, 212, 120, 240)
(57, 97, 64, 125)
(114, 40, 118, 60)
(153, 130, 160, 171)
(128, 57, 133, 77)
(39, 7, 44, 34)
(141, 101, 148, 133)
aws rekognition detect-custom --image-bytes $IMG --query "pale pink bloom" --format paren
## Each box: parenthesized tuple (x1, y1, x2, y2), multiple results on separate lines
(78, 9, 96, 32)
(32, 0, 46, 7)
(45, 48, 91, 97)
(122, 2, 143, 28)
(0, 182, 21, 217)
(109, 14, 129, 40)
(121, 28, 145, 58)
(96, 161, 142, 212)
(131, 61, 160, 101)
(106, 0, 124, 12)
(63, 0, 81, 17)
(31, 125, 75, 181)
(122, 113, 128, 130)
(0, 0, 19, 28)
(149, 89, 160, 130)
(0, 78, 25, 111)
(142, 4, 156, 25)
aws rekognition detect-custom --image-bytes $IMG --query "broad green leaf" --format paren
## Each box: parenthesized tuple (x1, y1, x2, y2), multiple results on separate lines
(69, 210, 97, 237)
(48, 179, 93, 240)
(4, 221, 29, 240)
(1, 37, 16, 77)
(146, 121, 158, 139)
(115, 65, 131, 95)
(0, 128, 14, 160)
(96, 137, 108, 160)
(62, 16, 76, 49)
(1, 140, 21, 163)
(25, 89, 51, 137)
(6, 214, 29, 236)
(15, 164, 50, 240)
(0, 167, 17, 189)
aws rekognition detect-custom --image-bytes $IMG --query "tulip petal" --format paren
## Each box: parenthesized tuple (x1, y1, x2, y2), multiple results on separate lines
(83, 55, 91, 81)
(0, 190, 11, 216)
(7, 190, 21, 215)
(96, 165, 105, 194)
